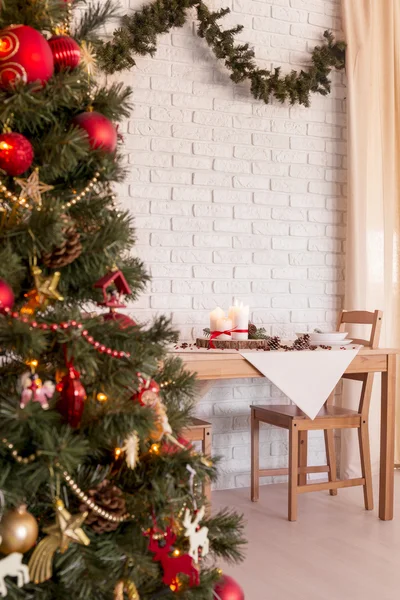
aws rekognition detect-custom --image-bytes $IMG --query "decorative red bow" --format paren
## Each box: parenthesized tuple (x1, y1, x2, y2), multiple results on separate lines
(209, 328, 248, 349)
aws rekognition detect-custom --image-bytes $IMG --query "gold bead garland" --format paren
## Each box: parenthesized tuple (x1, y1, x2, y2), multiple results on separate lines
(1, 437, 37, 464)
(57, 464, 133, 523)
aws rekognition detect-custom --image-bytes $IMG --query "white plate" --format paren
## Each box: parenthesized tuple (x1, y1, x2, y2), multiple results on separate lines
(315, 339, 353, 346)
(309, 333, 349, 342)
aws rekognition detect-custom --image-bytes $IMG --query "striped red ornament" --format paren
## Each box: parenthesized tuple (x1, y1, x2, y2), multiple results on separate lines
(48, 35, 80, 71)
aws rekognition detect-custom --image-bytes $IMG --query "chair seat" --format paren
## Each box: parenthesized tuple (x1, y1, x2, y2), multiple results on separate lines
(252, 404, 359, 420)
(186, 417, 211, 429)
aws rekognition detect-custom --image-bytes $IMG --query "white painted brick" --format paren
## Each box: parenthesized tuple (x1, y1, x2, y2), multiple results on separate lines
(151, 295, 191, 309)
(214, 128, 252, 144)
(150, 170, 191, 185)
(252, 280, 290, 293)
(253, 221, 289, 236)
(234, 145, 271, 160)
(272, 5, 308, 22)
(214, 220, 252, 233)
(213, 98, 252, 114)
(308, 267, 343, 281)
(150, 106, 192, 123)
(309, 209, 342, 224)
(290, 136, 325, 151)
(151, 264, 191, 278)
(173, 123, 212, 141)
(252, 162, 289, 177)
(194, 204, 232, 218)
(290, 193, 325, 208)
(214, 158, 251, 173)
(272, 267, 307, 280)
(253, 251, 288, 265)
(233, 235, 271, 249)
(173, 187, 212, 202)
(193, 111, 233, 128)
(253, 15, 290, 34)
(193, 172, 232, 187)
(271, 178, 308, 193)
(290, 164, 325, 179)
(253, 132, 290, 148)
(193, 296, 233, 310)
(194, 234, 232, 248)
(151, 232, 192, 247)
(272, 207, 306, 221)
(272, 295, 308, 308)
(290, 281, 325, 294)
(173, 155, 212, 170)
(233, 115, 271, 131)
(234, 0, 271, 16)
(171, 249, 212, 263)
(213, 250, 252, 264)
(308, 238, 342, 252)
(193, 142, 233, 158)
(289, 252, 325, 266)
(290, 222, 326, 236)
(272, 237, 307, 250)
(234, 205, 271, 219)
(172, 217, 211, 231)
(272, 149, 308, 163)
(151, 137, 192, 154)
(291, 309, 326, 323)
(172, 93, 213, 110)
(172, 280, 212, 294)
(134, 215, 171, 230)
(213, 189, 252, 204)
(254, 192, 289, 206)
(130, 152, 171, 168)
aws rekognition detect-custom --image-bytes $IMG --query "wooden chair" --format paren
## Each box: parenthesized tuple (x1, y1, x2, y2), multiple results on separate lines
(183, 417, 212, 504)
(250, 310, 383, 521)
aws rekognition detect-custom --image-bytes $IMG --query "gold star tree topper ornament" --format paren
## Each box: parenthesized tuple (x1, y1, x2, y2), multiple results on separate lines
(28, 498, 90, 584)
(15, 168, 54, 208)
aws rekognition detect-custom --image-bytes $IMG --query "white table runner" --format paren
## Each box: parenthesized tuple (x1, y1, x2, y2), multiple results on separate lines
(239, 346, 361, 419)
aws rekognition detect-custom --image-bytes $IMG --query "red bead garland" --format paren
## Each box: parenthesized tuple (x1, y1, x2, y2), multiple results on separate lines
(2, 307, 131, 360)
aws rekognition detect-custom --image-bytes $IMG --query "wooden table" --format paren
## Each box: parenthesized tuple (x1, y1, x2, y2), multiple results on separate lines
(175, 347, 398, 521)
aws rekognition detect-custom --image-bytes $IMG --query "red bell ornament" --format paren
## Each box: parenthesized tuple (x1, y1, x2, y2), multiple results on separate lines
(57, 363, 87, 428)
(48, 35, 81, 71)
(214, 575, 245, 600)
(0, 278, 14, 310)
(72, 111, 117, 153)
(0, 132, 34, 176)
(0, 25, 54, 88)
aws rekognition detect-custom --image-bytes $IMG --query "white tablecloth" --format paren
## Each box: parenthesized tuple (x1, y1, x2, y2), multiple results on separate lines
(239, 346, 360, 419)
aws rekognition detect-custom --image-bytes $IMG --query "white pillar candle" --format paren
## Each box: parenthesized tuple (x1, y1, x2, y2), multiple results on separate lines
(215, 317, 233, 340)
(230, 301, 249, 340)
(209, 306, 225, 333)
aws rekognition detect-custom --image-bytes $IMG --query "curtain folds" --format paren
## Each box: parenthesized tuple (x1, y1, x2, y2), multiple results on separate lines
(341, 0, 400, 475)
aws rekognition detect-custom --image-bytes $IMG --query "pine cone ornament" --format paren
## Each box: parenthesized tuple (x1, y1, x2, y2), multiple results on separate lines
(79, 480, 126, 533)
(42, 215, 82, 268)
(266, 336, 281, 351)
(248, 323, 257, 338)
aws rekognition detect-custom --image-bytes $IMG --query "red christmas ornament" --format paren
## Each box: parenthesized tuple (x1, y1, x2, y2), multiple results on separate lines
(56, 362, 87, 428)
(214, 575, 245, 600)
(0, 25, 54, 88)
(132, 375, 160, 406)
(0, 132, 34, 176)
(48, 35, 81, 71)
(103, 311, 136, 329)
(147, 526, 199, 589)
(72, 111, 117, 153)
(0, 278, 14, 310)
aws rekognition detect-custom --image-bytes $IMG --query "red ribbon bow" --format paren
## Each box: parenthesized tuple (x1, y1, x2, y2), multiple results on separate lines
(209, 328, 248, 349)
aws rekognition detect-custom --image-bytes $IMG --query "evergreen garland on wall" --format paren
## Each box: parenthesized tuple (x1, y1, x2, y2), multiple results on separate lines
(91, 0, 346, 107)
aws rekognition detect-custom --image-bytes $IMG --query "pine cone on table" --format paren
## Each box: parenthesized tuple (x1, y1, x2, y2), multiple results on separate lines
(293, 334, 311, 350)
(42, 215, 82, 268)
(79, 480, 126, 533)
(248, 323, 257, 338)
(266, 336, 281, 351)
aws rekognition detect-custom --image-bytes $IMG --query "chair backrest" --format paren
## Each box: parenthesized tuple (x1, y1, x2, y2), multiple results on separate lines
(337, 310, 383, 349)
(336, 310, 383, 417)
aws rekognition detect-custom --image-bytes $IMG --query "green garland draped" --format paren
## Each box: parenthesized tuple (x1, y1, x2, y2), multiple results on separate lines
(93, 0, 346, 107)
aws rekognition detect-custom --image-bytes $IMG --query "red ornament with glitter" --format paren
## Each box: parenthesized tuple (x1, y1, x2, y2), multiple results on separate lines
(132, 375, 160, 407)
(213, 575, 245, 600)
(72, 111, 117, 153)
(147, 526, 199, 589)
(56, 362, 87, 428)
(0, 279, 14, 311)
(48, 35, 81, 71)
(0, 25, 54, 88)
(0, 132, 34, 176)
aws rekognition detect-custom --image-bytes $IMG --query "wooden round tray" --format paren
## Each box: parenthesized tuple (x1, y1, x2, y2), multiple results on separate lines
(196, 337, 269, 350)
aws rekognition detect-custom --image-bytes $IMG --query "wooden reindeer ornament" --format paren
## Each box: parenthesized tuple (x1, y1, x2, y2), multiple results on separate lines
(182, 506, 209, 564)
(147, 526, 199, 589)
(0, 553, 30, 597)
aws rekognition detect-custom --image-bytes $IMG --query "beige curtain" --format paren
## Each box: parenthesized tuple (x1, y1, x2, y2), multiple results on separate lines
(341, 0, 400, 476)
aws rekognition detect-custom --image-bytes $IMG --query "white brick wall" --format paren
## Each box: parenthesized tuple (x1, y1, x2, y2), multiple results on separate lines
(117, 0, 346, 490)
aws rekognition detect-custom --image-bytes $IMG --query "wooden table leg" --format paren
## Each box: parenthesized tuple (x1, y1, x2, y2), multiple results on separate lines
(379, 354, 396, 520)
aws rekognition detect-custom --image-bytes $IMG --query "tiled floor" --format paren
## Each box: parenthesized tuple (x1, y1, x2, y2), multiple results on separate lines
(212, 473, 400, 600)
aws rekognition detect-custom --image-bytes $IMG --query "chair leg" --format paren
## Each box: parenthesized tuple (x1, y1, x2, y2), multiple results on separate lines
(202, 425, 212, 506)
(288, 423, 299, 521)
(358, 420, 374, 510)
(251, 408, 260, 502)
(298, 431, 308, 486)
(324, 430, 338, 497)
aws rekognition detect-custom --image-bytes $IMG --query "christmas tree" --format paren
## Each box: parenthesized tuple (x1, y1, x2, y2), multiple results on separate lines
(0, 2, 245, 599)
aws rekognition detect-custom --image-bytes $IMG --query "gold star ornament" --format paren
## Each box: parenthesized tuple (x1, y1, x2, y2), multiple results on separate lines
(20, 264, 64, 315)
(15, 168, 54, 208)
(80, 41, 97, 77)
(28, 498, 90, 583)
